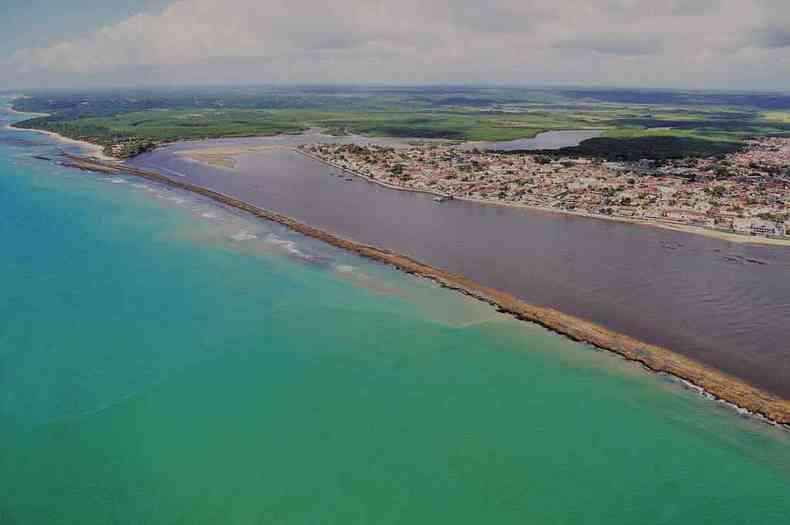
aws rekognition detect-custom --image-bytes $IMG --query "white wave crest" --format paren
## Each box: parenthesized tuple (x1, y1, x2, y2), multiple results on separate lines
(230, 230, 258, 241)
(266, 234, 306, 257)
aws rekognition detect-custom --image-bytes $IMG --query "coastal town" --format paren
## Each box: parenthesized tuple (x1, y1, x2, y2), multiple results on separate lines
(299, 138, 790, 239)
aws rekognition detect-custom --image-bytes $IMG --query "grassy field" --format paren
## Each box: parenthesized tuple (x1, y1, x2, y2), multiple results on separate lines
(11, 86, 790, 158)
(75, 109, 307, 140)
(14, 106, 609, 143)
(761, 111, 790, 124)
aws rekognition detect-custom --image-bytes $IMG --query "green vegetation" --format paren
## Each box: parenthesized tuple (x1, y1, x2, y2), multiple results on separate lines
(26, 108, 306, 141)
(11, 86, 790, 158)
(534, 136, 742, 161)
(761, 111, 790, 124)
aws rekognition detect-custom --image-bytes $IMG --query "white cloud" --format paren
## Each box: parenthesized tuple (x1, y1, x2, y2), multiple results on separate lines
(557, 33, 664, 56)
(6, 0, 790, 89)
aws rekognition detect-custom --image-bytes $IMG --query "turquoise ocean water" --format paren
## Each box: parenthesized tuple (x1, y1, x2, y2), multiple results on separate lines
(1, 99, 789, 524)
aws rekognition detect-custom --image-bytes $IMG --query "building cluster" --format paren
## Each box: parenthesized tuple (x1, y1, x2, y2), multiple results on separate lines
(107, 138, 157, 159)
(300, 138, 790, 238)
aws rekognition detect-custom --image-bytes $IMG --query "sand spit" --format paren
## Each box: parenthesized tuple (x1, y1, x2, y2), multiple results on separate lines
(61, 153, 790, 428)
(176, 145, 290, 170)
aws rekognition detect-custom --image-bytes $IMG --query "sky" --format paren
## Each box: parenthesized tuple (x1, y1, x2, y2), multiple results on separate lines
(2, 0, 790, 90)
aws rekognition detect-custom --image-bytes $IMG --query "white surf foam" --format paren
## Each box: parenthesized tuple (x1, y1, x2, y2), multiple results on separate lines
(230, 230, 258, 241)
(266, 234, 307, 258)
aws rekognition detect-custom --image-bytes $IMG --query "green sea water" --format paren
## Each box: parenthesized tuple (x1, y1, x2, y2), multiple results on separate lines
(1, 101, 789, 524)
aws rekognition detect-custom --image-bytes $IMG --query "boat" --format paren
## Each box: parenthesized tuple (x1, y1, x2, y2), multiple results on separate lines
(432, 196, 453, 203)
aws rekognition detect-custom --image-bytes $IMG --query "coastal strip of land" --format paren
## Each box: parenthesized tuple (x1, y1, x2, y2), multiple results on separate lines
(4, 108, 115, 161)
(59, 153, 790, 427)
(21, 127, 115, 161)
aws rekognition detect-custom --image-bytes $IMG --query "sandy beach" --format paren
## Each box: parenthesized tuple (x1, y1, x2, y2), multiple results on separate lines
(176, 145, 292, 169)
(4, 107, 48, 118)
(9, 125, 116, 161)
(60, 153, 790, 428)
(2, 101, 116, 161)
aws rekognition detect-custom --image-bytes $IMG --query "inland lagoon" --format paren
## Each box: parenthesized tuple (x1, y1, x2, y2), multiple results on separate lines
(2, 103, 790, 523)
(459, 129, 603, 151)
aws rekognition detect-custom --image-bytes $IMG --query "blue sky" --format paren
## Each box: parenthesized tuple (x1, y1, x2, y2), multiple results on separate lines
(3, 0, 790, 90)
(2, 0, 168, 55)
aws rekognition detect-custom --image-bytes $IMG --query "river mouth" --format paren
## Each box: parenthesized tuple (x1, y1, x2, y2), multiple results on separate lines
(50, 151, 790, 424)
(126, 136, 790, 401)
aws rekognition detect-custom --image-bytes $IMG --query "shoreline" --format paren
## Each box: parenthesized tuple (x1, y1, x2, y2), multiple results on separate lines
(59, 153, 790, 428)
(295, 149, 449, 198)
(6, 123, 116, 161)
(18, 115, 785, 247)
(2, 102, 116, 161)
(296, 149, 790, 247)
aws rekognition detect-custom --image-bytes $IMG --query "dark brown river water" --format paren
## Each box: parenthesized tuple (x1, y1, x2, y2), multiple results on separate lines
(129, 136, 790, 398)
